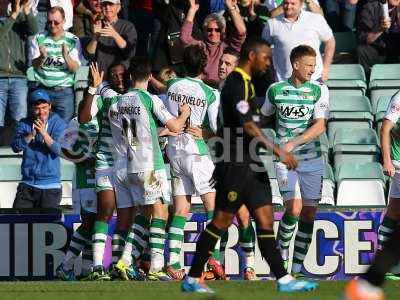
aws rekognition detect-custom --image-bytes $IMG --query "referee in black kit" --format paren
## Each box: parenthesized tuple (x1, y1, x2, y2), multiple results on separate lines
(181, 38, 318, 293)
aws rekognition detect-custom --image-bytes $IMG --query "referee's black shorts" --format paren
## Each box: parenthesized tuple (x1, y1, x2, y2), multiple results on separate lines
(214, 161, 272, 214)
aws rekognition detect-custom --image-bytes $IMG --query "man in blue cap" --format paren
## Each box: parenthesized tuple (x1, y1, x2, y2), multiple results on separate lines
(12, 89, 67, 209)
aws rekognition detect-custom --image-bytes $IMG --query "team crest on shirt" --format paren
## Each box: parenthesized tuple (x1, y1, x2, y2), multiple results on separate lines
(227, 191, 238, 202)
(390, 102, 400, 113)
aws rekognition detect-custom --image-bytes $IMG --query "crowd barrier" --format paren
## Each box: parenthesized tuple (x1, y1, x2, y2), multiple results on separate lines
(0, 210, 385, 280)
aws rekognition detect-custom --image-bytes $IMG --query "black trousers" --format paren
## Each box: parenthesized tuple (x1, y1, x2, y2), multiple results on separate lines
(13, 182, 62, 209)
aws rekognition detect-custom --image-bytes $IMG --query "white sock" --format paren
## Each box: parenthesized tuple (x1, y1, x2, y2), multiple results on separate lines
(278, 274, 294, 284)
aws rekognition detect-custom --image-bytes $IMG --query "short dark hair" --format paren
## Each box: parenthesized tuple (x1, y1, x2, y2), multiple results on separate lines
(129, 57, 152, 82)
(239, 37, 270, 63)
(223, 47, 240, 60)
(290, 45, 316, 65)
(183, 45, 207, 77)
(48, 6, 65, 20)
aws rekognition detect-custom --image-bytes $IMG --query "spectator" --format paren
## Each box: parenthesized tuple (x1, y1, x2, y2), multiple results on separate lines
(32, 0, 74, 31)
(262, 0, 335, 82)
(218, 47, 239, 89)
(72, 0, 102, 50)
(263, 0, 323, 14)
(12, 89, 67, 209)
(0, 0, 38, 145)
(85, 0, 137, 76)
(180, 0, 246, 87)
(356, 0, 400, 77)
(30, 6, 81, 122)
(130, 0, 156, 56)
(323, 0, 357, 32)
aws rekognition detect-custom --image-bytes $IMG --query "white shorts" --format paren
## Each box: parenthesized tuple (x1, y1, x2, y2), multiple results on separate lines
(389, 160, 400, 198)
(275, 157, 323, 206)
(95, 168, 115, 192)
(72, 188, 97, 214)
(115, 169, 171, 207)
(169, 155, 216, 196)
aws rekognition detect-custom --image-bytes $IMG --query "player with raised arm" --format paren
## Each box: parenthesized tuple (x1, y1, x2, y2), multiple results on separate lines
(78, 62, 134, 280)
(181, 38, 317, 293)
(113, 57, 191, 281)
(163, 45, 223, 281)
(261, 45, 329, 278)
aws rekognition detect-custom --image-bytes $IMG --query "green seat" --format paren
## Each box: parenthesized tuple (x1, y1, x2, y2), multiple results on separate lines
(328, 96, 373, 145)
(332, 32, 357, 64)
(332, 128, 380, 169)
(327, 64, 367, 95)
(0, 147, 21, 158)
(0, 158, 22, 181)
(369, 64, 400, 112)
(320, 133, 330, 164)
(335, 162, 386, 206)
(334, 32, 357, 55)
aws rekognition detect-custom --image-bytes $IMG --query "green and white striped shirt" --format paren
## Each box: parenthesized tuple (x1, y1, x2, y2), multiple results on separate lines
(61, 118, 98, 189)
(261, 79, 329, 161)
(30, 31, 81, 87)
(90, 84, 120, 170)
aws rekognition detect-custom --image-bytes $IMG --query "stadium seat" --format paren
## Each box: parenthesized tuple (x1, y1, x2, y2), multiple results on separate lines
(332, 128, 380, 169)
(320, 163, 335, 206)
(375, 94, 395, 138)
(0, 147, 21, 158)
(0, 157, 21, 208)
(320, 133, 330, 164)
(332, 31, 357, 63)
(60, 181, 73, 207)
(335, 162, 386, 206)
(327, 95, 374, 145)
(327, 64, 367, 96)
(369, 64, 400, 112)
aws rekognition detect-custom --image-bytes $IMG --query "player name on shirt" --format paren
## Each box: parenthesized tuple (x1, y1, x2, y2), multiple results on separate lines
(110, 105, 141, 118)
(167, 91, 207, 107)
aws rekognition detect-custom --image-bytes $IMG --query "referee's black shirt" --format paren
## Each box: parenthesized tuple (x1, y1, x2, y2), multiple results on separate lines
(216, 68, 261, 163)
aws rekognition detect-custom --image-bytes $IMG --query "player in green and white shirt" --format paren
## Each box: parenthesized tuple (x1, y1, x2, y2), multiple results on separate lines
(261, 45, 329, 277)
(78, 62, 130, 280)
(29, 7, 81, 121)
(114, 58, 191, 281)
(163, 45, 223, 280)
(376, 90, 400, 280)
(56, 117, 99, 281)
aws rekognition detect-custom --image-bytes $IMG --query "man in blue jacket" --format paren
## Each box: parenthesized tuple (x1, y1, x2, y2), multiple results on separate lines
(12, 89, 67, 209)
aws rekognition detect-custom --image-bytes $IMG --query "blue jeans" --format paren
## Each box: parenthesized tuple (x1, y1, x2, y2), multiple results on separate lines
(35, 86, 75, 122)
(0, 78, 28, 127)
(323, 0, 356, 32)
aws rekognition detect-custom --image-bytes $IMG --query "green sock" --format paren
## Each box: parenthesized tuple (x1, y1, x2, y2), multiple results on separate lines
(239, 222, 256, 269)
(92, 221, 108, 267)
(378, 216, 397, 250)
(112, 229, 128, 264)
(207, 210, 220, 261)
(64, 225, 91, 271)
(277, 212, 299, 260)
(150, 218, 167, 272)
(167, 215, 186, 269)
(121, 214, 150, 266)
(292, 220, 314, 274)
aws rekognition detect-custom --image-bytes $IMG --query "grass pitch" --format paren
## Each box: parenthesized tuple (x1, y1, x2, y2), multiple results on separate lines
(0, 281, 399, 300)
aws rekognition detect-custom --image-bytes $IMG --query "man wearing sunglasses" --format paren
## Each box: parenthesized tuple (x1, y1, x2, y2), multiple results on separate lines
(180, 0, 246, 88)
(85, 0, 137, 78)
(30, 6, 81, 122)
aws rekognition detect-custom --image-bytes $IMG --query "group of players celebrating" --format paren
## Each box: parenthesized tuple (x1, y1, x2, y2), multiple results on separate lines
(56, 36, 389, 295)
